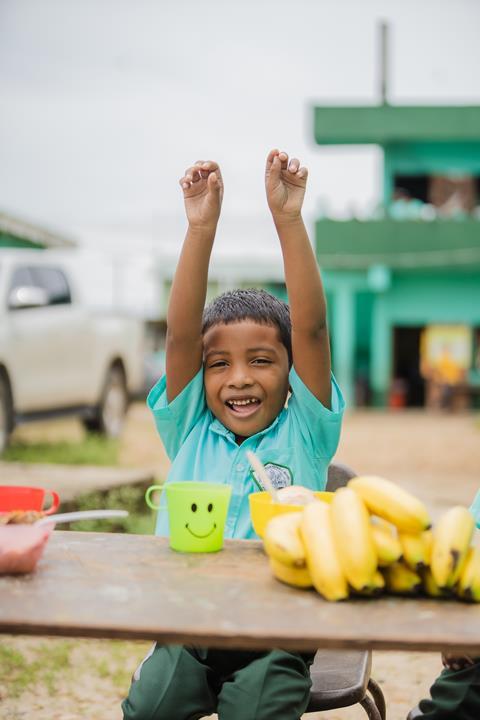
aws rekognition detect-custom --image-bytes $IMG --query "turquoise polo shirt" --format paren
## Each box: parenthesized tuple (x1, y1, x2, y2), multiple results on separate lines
(148, 366, 345, 539)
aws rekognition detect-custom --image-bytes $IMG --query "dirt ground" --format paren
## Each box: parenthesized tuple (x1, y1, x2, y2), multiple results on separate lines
(2, 405, 480, 720)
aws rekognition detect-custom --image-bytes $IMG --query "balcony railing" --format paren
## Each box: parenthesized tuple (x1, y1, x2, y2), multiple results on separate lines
(315, 218, 480, 270)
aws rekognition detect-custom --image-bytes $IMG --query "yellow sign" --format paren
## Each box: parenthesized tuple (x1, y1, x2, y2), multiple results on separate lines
(420, 325, 472, 385)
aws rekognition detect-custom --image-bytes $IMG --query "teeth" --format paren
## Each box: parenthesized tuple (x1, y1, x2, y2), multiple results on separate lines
(228, 398, 258, 406)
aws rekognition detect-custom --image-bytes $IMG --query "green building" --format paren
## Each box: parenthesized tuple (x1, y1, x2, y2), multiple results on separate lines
(313, 104, 480, 408)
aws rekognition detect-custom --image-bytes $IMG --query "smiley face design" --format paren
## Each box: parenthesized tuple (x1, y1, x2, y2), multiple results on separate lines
(165, 482, 232, 553)
(185, 501, 217, 539)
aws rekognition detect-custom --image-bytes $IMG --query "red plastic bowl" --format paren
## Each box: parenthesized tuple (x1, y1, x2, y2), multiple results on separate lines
(0, 485, 60, 515)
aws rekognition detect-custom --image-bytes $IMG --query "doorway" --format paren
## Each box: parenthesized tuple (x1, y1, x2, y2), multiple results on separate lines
(392, 326, 426, 407)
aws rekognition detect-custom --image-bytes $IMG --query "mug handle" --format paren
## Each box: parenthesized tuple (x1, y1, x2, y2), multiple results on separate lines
(145, 485, 164, 511)
(43, 489, 60, 515)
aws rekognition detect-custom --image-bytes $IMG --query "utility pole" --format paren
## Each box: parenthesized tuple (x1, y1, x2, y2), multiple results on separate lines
(379, 21, 389, 105)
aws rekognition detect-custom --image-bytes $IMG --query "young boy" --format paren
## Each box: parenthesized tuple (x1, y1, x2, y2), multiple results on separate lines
(122, 149, 345, 720)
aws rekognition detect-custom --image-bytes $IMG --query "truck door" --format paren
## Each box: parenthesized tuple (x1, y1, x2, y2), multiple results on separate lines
(7, 264, 90, 411)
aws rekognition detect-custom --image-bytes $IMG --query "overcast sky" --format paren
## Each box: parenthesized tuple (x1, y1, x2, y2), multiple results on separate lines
(1, 0, 480, 250)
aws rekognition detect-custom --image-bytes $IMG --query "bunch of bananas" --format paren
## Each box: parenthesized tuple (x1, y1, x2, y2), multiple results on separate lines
(262, 475, 479, 602)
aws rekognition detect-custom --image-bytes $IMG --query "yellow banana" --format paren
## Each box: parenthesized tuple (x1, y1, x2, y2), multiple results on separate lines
(355, 570, 385, 597)
(423, 530, 433, 564)
(399, 530, 432, 572)
(431, 506, 475, 588)
(300, 501, 349, 601)
(331, 487, 377, 591)
(383, 561, 422, 595)
(269, 557, 313, 589)
(349, 476, 431, 533)
(456, 547, 480, 602)
(263, 512, 306, 568)
(421, 567, 450, 598)
(371, 518, 403, 566)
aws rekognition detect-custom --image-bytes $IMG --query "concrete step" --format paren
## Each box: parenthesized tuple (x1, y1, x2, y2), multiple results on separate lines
(0, 462, 156, 504)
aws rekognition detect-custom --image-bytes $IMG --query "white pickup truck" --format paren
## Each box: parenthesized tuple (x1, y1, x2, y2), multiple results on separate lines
(0, 249, 145, 453)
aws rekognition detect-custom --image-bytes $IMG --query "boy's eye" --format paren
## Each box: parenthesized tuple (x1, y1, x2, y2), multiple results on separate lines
(209, 360, 227, 368)
(252, 358, 271, 365)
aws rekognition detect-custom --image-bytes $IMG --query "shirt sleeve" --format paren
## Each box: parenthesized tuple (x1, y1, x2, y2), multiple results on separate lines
(287, 366, 345, 459)
(146, 368, 206, 460)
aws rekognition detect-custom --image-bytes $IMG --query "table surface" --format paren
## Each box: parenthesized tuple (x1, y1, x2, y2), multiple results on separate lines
(1, 531, 479, 653)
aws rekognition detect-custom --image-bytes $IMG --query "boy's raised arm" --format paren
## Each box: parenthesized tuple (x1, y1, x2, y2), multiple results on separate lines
(265, 149, 332, 408)
(166, 161, 223, 402)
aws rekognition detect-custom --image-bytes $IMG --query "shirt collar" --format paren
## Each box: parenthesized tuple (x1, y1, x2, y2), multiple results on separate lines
(208, 408, 285, 442)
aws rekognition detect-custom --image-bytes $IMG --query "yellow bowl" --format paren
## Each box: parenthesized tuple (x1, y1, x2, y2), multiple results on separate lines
(249, 491, 333, 538)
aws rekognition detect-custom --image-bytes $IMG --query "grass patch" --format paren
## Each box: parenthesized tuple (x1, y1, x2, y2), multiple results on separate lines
(63, 484, 158, 535)
(2, 431, 160, 533)
(0, 638, 149, 700)
(2, 434, 119, 465)
(0, 640, 74, 697)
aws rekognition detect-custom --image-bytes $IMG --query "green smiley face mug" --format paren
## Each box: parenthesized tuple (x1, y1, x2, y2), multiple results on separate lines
(145, 482, 232, 553)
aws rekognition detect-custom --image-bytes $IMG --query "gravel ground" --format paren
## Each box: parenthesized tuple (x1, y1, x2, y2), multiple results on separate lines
(2, 405, 479, 720)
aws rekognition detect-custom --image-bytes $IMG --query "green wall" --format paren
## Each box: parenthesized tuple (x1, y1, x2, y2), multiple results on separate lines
(370, 271, 480, 403)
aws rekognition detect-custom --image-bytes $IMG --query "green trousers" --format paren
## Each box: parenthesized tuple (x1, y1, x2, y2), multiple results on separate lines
(122, 644, 314, 720)
(417, 661, 480, 719)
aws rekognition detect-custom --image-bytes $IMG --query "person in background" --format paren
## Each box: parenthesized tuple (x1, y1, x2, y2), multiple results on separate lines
(408, 491, 480, 720)
(389, 187, 425, 220)
(408, 654, 480, 719)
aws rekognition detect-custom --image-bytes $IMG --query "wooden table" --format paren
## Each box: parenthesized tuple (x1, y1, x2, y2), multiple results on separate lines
(1, 531, 479, 653)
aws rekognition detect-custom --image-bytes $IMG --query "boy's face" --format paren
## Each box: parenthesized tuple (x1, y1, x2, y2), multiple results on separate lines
(203, 320, 290, 442)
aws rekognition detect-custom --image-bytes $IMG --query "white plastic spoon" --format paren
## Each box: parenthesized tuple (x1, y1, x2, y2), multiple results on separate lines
(36, 509, 129, 526)
(246, 451, 280, 503)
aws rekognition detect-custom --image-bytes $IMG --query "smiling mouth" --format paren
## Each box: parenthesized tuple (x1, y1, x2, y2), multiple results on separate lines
(225, 398, 261, 417)
(185, 523, 216, 539)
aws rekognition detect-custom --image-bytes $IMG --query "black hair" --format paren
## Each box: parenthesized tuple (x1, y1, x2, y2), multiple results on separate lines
(202, 288, 292, 365)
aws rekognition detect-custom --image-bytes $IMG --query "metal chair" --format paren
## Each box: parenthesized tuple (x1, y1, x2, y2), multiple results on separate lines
(303, 462, 386, 719)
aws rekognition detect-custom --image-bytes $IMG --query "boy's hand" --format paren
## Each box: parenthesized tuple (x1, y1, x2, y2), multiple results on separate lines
(265, 149, 308, 225)
(180, 160, 223, 231)
(441, 653, 479, 671)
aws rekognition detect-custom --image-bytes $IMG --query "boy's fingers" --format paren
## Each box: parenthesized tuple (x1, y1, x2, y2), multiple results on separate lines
(196, 160, 220, 172)
(278, 151, 289, 170)
(196, 160, 222, 180)
(207, 171, 219, 189)
(265, 148, 279, 169)
(268, 154, 282, 180)
(179, 161, 222, 194)
(297, 166, 308, 180)
(184, 166, 202, 183)
(194, 160, 206, 179)
(288, 158, 300, 173)
(209, 171, 224, 194)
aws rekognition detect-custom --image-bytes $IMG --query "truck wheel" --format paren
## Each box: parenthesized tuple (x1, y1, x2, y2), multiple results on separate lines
(0, 374, 13, 455)
(84, 366, 128, 438)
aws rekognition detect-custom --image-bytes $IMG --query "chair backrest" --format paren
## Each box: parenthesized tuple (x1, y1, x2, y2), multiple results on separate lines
(326, 462, 356, 493)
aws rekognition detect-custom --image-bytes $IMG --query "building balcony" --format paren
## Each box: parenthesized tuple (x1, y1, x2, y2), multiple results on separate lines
(315, 218, 480, 271)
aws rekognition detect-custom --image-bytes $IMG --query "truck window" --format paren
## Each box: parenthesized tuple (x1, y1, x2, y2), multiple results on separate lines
(10, 266, 35, 291)
(30, 266, 72, 305)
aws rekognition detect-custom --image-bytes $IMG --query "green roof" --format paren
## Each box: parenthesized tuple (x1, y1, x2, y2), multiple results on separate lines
(0, 211, 75, 249)
(315, 219, 480, 270)
(313, 105, 480, 145)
